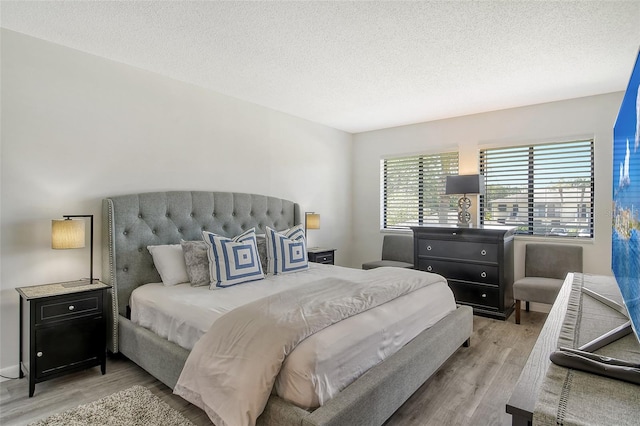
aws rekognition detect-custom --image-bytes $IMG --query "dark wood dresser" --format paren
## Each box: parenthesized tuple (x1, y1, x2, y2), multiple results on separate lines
(412, 225, 515, 320)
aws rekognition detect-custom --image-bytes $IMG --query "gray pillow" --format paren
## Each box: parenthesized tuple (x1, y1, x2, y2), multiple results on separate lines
(180, 240, 210, 286)
(256, 234, 268, 273)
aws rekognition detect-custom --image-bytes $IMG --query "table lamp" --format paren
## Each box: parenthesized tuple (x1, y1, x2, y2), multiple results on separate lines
(52, 214, 95, 284)
(445, 175, 485, 227)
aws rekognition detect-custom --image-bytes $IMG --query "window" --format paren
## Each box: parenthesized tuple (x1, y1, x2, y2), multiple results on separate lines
(480, 140, 594, 238)
(381, 151, 459, 229)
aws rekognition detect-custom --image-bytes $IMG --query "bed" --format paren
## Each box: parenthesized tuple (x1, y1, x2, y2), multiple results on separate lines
(102, 191, 473, 426)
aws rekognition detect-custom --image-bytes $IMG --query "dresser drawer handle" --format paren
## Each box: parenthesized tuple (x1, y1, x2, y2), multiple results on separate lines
(481, 249, 487, 256)
(427, 265, 433, 272)
(426, 245, 432, 251)
(37, 352, 43, 357)
(481, 272, 487, 278)
(68, 305, 75, 311)
(481, 293, 487, 298)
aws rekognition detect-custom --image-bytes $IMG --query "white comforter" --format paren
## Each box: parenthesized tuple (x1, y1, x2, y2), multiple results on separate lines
(173, 267, 447, 426)
(131, 263, 456, 408)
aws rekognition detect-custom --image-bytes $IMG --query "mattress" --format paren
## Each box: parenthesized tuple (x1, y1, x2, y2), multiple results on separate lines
(130, 263, 456, 409)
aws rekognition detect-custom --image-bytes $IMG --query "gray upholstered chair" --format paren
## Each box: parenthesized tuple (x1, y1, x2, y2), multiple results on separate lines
(513, 243, 583, 324)
(362, 234, 414, 270)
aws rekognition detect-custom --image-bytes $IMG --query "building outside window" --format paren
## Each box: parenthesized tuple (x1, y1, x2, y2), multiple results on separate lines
(480, 139, 594, 238)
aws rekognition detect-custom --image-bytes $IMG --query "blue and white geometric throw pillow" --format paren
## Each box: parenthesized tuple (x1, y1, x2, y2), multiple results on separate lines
(202, 228, 264, 289)
(265, 225, 309, 275)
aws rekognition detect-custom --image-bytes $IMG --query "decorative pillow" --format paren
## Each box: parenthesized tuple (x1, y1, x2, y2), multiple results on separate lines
(265, 225, 309, 275)
(147, 244, 189, 286)
(180, 240, 210, 287)
(256, 234, 268, 272)
(202, 228, 264, 289)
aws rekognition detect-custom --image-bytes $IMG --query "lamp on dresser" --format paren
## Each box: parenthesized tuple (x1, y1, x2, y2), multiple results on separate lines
(52, 214, 96, 285)
(445, 174, 485, 227)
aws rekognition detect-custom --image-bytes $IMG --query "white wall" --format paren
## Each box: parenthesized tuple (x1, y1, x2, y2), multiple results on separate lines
(1, 28, 625, 376)
(0, 30, 353, 373)
(351, 93, 623, 281)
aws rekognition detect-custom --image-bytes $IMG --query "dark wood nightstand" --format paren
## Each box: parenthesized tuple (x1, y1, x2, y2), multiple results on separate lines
(307, 248, 336, 265)
(16, 280, 111, 397)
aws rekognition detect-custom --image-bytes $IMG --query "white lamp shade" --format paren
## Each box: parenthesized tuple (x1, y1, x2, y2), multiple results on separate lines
(305, 213, 320, 230)
(52, 219, 85, 249)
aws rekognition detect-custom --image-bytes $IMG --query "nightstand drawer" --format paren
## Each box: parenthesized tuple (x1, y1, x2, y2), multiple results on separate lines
(35, 293, 102, 325)
(314, 253, 334, 264)
(448, 281, 500, 310)
(417, 239, 498, 263)
(418, 259, 498, 285)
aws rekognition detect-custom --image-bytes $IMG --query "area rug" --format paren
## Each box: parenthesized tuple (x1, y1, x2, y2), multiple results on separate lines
(29, 385, 195, 426)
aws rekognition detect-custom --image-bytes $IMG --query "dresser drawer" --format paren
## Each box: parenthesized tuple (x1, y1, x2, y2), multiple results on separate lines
(416, 239, 498, 263)
(418, 259, 499, 285)
(35, 293, 102, 325)
(448, 281, 500, 310)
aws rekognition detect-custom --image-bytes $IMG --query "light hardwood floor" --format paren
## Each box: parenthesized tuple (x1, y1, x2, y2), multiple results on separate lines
(1, 311, 545, 426)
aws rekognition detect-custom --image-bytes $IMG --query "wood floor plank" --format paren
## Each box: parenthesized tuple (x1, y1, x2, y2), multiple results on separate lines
(0, 312, 545, 426)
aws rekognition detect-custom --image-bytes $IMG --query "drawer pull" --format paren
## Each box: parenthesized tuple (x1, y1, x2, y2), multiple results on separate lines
(427, 265, 433, 272)
(426, 245, 432, 251)
(481, 293, 487, 298)
(37, 352, 43, 357)
(68, 305, 75, 311)
(481, 249, 487, 256)
(481, 272, 487, 278)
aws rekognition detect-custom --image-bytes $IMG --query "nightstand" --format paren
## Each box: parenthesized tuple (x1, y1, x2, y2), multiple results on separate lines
(307, 248, 336, 265)
(16, 280, 111, 397)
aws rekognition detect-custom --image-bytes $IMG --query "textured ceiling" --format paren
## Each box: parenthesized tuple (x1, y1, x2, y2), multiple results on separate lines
(2, 1, 639, 133)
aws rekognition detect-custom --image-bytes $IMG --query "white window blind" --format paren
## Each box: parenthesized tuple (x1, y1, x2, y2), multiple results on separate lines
(381, 152, 459, 229)
(479, 140, 594, 238)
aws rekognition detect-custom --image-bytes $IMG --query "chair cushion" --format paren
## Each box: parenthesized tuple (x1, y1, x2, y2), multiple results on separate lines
(513, 276, 564, 304)
(362, 260, 414, 270)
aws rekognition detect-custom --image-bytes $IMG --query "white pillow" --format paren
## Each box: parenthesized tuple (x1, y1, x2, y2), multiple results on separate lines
(202, 228, 264, 289)
(147, 244, 190, 286)
(265, 225, 308, 275)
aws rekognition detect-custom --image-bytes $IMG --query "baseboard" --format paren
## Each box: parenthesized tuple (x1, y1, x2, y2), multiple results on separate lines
(0, 364, 21, 382)
(527, 301, 551, 314)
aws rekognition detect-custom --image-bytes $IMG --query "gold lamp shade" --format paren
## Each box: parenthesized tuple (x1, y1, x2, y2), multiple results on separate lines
(52, 219, 85, 249)
(305, 213, 320, 230)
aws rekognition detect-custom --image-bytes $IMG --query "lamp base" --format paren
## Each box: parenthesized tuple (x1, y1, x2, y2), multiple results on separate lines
(457, 203, 472, 227)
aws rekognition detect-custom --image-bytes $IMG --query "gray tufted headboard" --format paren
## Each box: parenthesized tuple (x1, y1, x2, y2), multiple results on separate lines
(102, 191, 301, 351)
